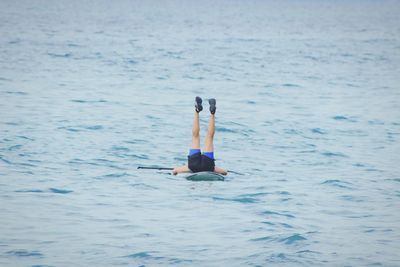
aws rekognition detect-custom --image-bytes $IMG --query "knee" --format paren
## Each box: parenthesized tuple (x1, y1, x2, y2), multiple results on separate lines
(206, 132, 214, 139)
(192, 130, 200, 137)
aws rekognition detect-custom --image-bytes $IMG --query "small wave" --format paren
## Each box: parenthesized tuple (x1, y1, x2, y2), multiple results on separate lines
(276, 191, 290, 195)
(68, 158, 85, 164)
(124, 139, 148, 144)
(57, 125, 103, 132)
(261, 221, 293, 228)
(123, 251, 163, 260)
(8, 39, 21, 44)
(49, 188, 73, 194)
(6, 249, 43, 257)
(99, 172, 131, 179)
(321, 179, 353, 189)
(182, 74, 204, 80)
(213, 196, 258, 203)
(174, 156, 187, 161)
(130, 183, 158, 190)
(5, 91, 28, 95)
(124, 251, 151, 258)
(261, 221, 274, 226)
(18, 170, 35, 175)
(226, 37, 262, 43)
(112, 146, 130, 151)
(280, 223, 294, 228)
(123, 58, 138, 65)
(216, 126, 237, 133)
(302, 75, 321, 81)
(296, 250, 321, 254)
(8, 144, 22, 151)
(303, 55, 319, 61)
(251, 233, 306, 245)
(267, 252, 290, 263)
(333, 115, 348, 120)
(4, 122, 19, 126)
(321, 151, 347, 158)
(345, 83, 360, 88)
(145, 115, 161, 120)
(18, 162, 37, 167)
(340, 195, 364, 202)
(298, 149, 317, 154)
(15, 189, 45, 193)
(260, 210, 295, 218)
(122, 251, 191, 264)
(67, 43, 82, 47)
(282, 83, 301, 88)
(0, 156, 12, 164)
(353, 163, 365, 167)
(344, 213, 373, 219)
(70, 99, 107, 103)
(85, 125, 103, 130)
(311, 128, 327, 134)
(284, 129, 302, 135)
(47, 52, 72, 58)
(57, 126, 80, 132)
(239, 192, 271, 198)
(118, 154, 149, 160)
(17, 135, 34, 140)
(16, 188, 73, 194)
(280, 233, 307, 244)
(0, 76, 12, 81)
(251, 236, 273, 242)
(163, 50, 184, 59)
(333, 115, 357, 122)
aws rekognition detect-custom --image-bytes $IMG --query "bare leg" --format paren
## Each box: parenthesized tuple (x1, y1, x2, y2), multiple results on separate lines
(204, 114, 215, 152)
(191, 111, 200, 149)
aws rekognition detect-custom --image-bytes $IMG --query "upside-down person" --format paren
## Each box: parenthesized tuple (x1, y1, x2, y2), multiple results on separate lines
(173, 97, 227, 175)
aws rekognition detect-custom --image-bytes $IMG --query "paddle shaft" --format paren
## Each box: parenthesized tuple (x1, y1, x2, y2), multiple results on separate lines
(137, 166, 173, 170)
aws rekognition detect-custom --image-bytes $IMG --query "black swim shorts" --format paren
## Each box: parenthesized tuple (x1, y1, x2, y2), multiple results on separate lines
(188, 152, 215, 173)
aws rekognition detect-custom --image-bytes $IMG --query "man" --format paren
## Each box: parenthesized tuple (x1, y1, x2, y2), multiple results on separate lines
(173, 97, 227, 175)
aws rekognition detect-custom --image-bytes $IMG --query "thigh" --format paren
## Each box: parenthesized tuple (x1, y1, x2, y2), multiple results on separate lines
(203, 135, 214, 152)
(191, 135, 200, 149)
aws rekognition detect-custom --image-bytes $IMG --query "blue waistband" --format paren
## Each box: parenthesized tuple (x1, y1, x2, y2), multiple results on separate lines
(189, 149, 201, 156)
(203, 152, 214, 160)
(189, 149, 214, 160)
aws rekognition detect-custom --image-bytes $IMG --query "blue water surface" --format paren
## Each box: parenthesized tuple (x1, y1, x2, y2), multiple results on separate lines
(1, 0, 400, 266)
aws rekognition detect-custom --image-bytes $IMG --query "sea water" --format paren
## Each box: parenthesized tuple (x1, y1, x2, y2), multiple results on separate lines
(1, 0, 399, 266)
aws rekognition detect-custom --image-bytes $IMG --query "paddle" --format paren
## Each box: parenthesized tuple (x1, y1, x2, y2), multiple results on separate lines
(137, 166, 244, 175)
(137, 166, 173, 171)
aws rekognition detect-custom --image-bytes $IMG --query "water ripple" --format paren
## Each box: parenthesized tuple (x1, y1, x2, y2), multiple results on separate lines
(15, 188, 73, 194)
(321, 179, 354, 189)
(259, 210, 295, 219)
(6, 249, 43, 257)
(1, 1, 399, 266)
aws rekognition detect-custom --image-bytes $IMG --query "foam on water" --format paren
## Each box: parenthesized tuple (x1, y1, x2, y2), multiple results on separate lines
(1, 0, 400, 266)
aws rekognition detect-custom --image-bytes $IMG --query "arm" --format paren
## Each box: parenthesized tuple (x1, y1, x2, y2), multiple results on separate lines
(173, 165, 191, 175)
(214, 166, 227, 175)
